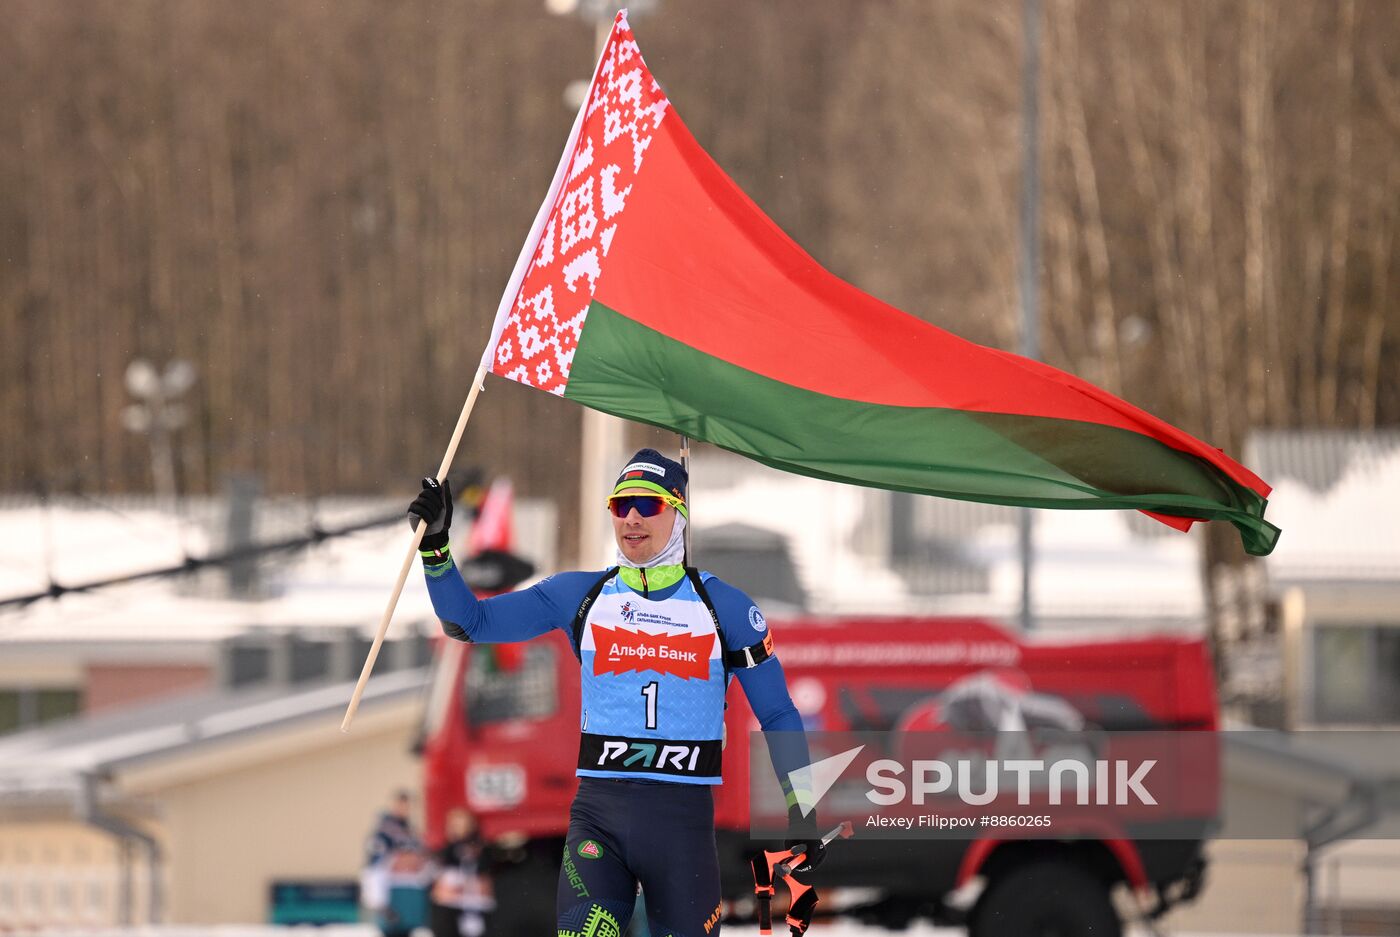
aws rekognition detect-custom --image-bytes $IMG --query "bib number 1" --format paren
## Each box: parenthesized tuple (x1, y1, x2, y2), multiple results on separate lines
(641, 681, 658, 730)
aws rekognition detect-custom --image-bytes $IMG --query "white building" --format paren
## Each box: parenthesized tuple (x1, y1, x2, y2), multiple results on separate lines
(685, 448, 1207, 635)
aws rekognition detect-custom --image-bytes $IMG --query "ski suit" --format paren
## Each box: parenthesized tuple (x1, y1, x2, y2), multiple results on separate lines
(423, 559, 810, 937)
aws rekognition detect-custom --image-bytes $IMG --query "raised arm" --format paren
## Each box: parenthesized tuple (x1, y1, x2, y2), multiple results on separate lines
(423, 561, 598, 644)
(407, 476, 595, 644)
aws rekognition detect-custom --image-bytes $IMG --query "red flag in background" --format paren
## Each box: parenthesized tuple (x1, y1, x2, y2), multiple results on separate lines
(468, 479, 515, 556)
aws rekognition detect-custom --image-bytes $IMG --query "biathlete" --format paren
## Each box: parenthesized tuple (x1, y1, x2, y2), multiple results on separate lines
(408, 448, 822, 937)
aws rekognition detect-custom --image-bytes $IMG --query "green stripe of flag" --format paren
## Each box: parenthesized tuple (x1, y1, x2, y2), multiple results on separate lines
(567, 301, 1279, 555)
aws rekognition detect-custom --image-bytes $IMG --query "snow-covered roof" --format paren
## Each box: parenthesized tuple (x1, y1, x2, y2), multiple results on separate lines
(684, 451, 1204, 632)
(0, 494, 555, 647)
(0, 499, 434, 646)
(1, 444, 1222, 651)
(0, 667, 429, 804)
(1248, 430, 1400, 494)
(1246, 431, 1400, 584)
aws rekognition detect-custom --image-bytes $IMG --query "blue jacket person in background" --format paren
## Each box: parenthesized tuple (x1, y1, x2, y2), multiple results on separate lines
(408, 448, 821, 937)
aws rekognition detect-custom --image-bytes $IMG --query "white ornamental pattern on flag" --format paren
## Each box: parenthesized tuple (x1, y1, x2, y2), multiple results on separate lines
(492, 14, 669, 395)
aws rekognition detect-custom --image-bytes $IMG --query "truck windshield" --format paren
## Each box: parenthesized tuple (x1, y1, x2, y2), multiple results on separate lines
(463, 643, 557, 726)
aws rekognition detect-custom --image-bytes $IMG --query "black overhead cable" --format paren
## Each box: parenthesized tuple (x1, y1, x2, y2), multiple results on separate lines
(0, 509, 402, 612)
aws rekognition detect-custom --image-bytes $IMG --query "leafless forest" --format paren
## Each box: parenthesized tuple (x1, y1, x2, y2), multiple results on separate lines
(1, 0, 1396, 524)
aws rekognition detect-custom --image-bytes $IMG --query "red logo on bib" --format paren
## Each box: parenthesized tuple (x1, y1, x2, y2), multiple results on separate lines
(592, 626, 714, 681)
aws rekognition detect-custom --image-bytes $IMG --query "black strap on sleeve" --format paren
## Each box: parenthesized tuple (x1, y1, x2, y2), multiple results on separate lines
(724, 631, 776, 670)
(686, 567, 775, 672)
(569, 567, 618, 662)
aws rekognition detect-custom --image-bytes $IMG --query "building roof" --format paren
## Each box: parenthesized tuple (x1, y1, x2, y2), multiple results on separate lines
(689, 451, 1205, 632)
(1223, 727, 1400, 843)
(0, 494, 554, 648)
(1246, 430, 1400, 584)
(0, 496, 432, 643)
(0, 667, 429, 806)
(1247, 430, 1400, 494)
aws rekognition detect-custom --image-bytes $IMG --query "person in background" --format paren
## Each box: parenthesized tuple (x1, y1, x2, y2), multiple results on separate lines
(366, 790, 419, 868)
(363, 789, 428, 937)
(429, 808, 495, 937)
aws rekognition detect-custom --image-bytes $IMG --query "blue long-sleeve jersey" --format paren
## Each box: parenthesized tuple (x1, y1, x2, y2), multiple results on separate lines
(422, 560, 811, 796)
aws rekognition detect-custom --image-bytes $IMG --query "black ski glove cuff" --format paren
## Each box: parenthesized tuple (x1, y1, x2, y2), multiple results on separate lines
(407, 477, 453, 554)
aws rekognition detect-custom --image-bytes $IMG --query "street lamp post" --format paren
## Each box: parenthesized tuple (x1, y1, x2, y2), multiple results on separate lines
(1017, 0, 1041, 633)
(122, 358, 196, 512)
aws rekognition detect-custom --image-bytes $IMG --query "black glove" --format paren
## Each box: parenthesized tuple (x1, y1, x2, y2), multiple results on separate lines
(784, 805, 826, 875)
(407, 477, 453, 553)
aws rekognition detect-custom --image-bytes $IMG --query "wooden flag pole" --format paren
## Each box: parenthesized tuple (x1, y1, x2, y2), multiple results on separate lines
(341, 363, 489, 732)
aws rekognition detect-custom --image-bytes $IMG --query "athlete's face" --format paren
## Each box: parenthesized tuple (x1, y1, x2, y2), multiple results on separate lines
(611, 486, 677, 564)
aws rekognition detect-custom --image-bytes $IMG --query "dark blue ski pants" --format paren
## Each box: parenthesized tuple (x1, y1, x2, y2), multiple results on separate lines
(556, 778, 723, 937)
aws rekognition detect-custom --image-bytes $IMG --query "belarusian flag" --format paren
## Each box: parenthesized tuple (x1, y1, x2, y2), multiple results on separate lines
(481, 11, 1280, 556)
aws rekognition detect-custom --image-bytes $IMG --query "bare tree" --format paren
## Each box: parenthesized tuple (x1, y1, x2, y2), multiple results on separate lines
(0, 0, 1395, 549)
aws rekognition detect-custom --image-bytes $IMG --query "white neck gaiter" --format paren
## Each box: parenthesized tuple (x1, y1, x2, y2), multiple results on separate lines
(615, 512, 687, 569)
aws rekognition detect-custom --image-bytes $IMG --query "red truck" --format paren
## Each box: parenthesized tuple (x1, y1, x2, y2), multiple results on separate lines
(418, 616, 1216, 936)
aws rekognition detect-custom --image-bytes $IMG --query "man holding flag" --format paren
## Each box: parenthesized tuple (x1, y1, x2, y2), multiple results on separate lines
(348, 10, 1281, 924)
(408, 449, 821, 937)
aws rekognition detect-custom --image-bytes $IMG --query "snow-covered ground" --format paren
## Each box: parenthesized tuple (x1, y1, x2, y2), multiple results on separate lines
(0, 924, 1351, 937)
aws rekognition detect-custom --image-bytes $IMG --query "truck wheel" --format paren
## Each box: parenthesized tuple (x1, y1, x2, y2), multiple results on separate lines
(969, 860, 1122, 937)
